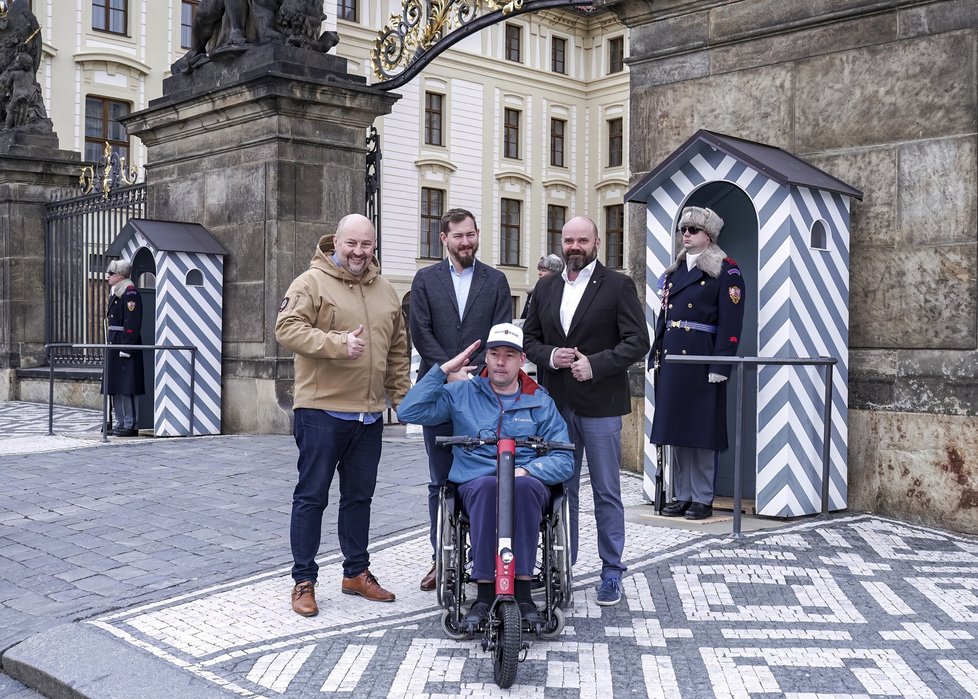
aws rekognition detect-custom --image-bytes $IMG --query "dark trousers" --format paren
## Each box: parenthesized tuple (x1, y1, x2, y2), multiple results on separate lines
(423, 421, 455, 558)
(290, 409, 382, 582)
(458, 475, 550, 580)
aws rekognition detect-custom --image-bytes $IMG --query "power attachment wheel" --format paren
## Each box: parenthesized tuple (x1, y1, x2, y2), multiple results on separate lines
(492, 603, 522, 689)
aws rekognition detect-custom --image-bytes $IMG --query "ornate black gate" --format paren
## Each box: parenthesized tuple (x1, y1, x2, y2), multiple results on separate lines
(44, 144, 144, 365)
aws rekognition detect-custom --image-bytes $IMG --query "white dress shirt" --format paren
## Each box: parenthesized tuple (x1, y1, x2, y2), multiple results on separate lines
(548, 259, 598, 368)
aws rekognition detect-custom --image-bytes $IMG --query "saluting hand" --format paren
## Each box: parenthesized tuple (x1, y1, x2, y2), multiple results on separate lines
(570, 347, 592, 382)
(440, 340, 481, 379)
(346, 325, 366, 359)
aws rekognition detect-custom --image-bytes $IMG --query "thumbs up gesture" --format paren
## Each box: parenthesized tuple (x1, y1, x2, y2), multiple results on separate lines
(570, 347, 592, 382)
(346, 324, 366, 359)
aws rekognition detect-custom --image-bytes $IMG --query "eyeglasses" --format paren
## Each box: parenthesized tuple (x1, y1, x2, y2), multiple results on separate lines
(679, 226, 704, 235)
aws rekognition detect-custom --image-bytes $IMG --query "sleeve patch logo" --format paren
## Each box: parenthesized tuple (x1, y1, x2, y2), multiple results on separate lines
(727, 268, 742, 276)
(126, 301, 136, 312)
(279, 297, 289, 313)
(728, 287, 742, 305)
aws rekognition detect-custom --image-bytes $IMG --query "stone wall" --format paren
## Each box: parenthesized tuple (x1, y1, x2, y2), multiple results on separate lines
(616, 0, 978, 531)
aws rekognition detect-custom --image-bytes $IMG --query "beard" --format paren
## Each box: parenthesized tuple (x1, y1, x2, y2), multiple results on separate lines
(563, 247, 597, 272)
(452, 246, 477, 269)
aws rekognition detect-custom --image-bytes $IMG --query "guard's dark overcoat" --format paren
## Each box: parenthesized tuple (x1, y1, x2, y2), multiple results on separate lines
(649, 253, 745, 450)
(102, 284, 145, 396)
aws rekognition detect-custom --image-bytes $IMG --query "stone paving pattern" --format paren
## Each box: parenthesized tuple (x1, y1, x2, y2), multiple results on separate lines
(2, 401, 978, 698)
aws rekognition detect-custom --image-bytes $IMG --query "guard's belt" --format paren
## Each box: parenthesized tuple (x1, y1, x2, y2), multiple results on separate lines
(107, 325, 125, 331)
(668, 320, 717, 333)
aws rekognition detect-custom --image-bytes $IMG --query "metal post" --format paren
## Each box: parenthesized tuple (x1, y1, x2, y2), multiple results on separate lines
(101, 347, 110, 443)
(188, 349, 197, 437)
(820, 362, 834, 517)
(47, 345, 54, 436)
(731, 361, 745, 539)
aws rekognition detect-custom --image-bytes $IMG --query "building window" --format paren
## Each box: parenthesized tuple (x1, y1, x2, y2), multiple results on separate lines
(505, 24, 521, 63)
(181, 1, 198, 49)
(424, 92, 444, 147)
(503, 108, 520, 160)
(547, 205, 566, 255)
(420, 188, 445, 259)
(810, 219, 829, 250)
(605, 204, 624, 268)
(608, 117, 623, 168)
(608, 36, 624, 74)
(84, 96, 131, 163)
(92, 0, 127, 35)
(337, 0, 357, 22)
(551, 36, 566, 74)
(500, 198, 521, 266)
(550, 118, 565, 168)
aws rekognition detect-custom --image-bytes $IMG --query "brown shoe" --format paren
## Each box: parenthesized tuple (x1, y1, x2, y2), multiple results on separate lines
(420, 563, 436, 591)
(342, 569, 395, 602)
(291, 580, 318, 617)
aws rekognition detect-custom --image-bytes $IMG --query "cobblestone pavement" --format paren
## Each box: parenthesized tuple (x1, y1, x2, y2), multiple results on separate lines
(3, 401, 978, 698)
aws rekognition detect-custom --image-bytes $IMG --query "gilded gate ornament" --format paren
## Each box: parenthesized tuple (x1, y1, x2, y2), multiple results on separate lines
(372, 0, 591, 89)
(79, 141, 139, 199)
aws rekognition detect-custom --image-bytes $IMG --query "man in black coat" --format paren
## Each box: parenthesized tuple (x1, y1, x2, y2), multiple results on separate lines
(523, 215, 650, 606)
(408, 207, 512, 590)
(102, 259, 144, 437)
(650, 206, 746, 520)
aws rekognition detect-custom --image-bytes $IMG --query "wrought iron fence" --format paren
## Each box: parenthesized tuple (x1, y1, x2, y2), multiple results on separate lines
(44, 183, 146, 366)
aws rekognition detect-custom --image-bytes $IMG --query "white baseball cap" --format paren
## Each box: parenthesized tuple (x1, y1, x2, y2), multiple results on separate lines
(485, 323, 523, 352)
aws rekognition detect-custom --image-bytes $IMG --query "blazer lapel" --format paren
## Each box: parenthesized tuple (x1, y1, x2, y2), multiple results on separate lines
(435, 259, 460, 316)
(567, 262, 604, 337)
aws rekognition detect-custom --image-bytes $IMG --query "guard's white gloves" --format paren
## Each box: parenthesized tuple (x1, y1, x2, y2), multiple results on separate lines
(708, 372, 727, 383)
(119, 351, 131, 358)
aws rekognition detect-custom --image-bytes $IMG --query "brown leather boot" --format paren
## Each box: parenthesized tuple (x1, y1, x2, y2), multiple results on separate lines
(291, 580, 318, 617)
(342, 570, 395, 602)
(420, 563, 436, 591)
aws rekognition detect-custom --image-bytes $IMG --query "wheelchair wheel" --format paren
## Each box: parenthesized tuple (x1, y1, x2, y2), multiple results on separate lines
(555, 496, 573, 609)
(539, 606, 564, 639)
(440, 609, 469, 641)
(492, 603, 522, 689)
(435, 489, 455, 608)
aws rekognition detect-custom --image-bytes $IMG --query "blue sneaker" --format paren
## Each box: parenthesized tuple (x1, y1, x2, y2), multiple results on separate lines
(596, 576, 622, 606)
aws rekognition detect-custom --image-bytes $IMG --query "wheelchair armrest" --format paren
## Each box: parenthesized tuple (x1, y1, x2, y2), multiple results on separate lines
(547, 483, 567, 516)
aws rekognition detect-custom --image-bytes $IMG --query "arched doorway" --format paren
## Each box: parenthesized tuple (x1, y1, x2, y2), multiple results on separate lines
(679, 182, 759, 502)
(131, 247, 156, 430)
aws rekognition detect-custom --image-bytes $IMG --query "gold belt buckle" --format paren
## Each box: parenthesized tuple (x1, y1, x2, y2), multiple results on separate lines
(670, 320, 681, 328)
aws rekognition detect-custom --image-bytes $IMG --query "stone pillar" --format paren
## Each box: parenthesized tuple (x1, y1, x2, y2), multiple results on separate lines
(0, 127, 81, 400)
(122, 44, 399, 434)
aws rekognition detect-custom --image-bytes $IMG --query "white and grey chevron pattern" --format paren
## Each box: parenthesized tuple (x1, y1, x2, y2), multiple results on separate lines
(118, 233, 223, 437)
(154, 251, 223, 436)
(642, 145, 851, 517)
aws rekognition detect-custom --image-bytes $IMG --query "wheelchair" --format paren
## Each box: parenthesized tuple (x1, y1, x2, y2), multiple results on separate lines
(434, 478, 573, 641)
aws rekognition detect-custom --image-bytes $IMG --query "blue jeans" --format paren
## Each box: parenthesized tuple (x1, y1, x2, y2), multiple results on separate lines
(562, 407, 627, 581)
(458, 475, 550, 580)
(290, 409, 382, 582)
(423, 421, 455, 558)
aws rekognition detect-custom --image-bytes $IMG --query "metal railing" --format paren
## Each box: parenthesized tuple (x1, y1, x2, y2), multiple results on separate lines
(46, 342, 198, 443)
(664, 354, 838, 538)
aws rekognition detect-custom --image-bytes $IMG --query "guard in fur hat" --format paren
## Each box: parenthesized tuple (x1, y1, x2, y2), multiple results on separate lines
(101, 259, 145, 436)
(649, 206, 746, 520)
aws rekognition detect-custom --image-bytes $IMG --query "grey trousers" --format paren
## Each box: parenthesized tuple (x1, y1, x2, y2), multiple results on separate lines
(113, 394, 138, 430)
(672, 446, 716, 506)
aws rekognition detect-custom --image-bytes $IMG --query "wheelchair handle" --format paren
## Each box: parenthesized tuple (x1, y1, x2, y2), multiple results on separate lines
(435, 435, 575, 452)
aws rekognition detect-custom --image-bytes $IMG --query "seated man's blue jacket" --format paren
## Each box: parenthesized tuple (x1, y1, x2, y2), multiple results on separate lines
(397, 364, 574, 486)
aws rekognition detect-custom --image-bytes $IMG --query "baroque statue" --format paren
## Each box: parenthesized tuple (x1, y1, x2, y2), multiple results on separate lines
(0, 0, 47, 132)
(172, 0, 340, 74)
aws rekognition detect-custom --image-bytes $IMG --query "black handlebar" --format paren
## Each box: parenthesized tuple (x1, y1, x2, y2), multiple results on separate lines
(435, 435, 575, 452)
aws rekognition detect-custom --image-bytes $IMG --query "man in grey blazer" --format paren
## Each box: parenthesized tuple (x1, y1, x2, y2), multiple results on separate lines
(409, 208, 512, 590)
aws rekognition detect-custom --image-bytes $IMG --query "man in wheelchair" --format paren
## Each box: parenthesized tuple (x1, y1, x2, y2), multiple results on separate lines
(397, 323, 574, 629)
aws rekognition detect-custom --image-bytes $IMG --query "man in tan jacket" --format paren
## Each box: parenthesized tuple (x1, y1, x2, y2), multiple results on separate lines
(275, 213, 411, 617)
